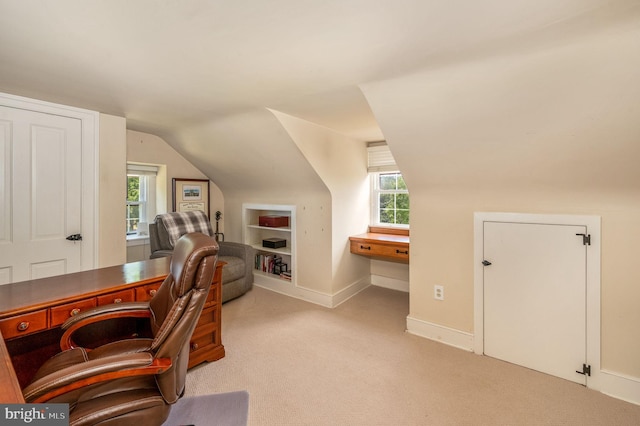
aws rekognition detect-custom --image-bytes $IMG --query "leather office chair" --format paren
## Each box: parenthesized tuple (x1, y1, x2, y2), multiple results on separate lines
(22, 232, 218, 426)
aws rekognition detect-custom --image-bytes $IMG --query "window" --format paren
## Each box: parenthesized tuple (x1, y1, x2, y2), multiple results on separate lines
(367, 142, 409, 227)
(372, 172, 409, 226)
(126, 175, 146, 234)
(126, 163, 158, 235)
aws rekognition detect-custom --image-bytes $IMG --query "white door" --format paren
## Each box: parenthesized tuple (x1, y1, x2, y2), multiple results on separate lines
(0, 105, 83, 283)
(483, 221, 587, 384)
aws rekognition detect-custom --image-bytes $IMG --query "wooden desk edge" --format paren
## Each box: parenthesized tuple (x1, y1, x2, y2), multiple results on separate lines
(0, 329, 25, 403)
(0, 258, 171, 320)
(349, 232, 410, 245)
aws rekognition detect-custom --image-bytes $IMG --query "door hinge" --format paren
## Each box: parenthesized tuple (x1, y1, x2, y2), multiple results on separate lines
(576, 363, 591, 376)
(576, 233, 591, 246)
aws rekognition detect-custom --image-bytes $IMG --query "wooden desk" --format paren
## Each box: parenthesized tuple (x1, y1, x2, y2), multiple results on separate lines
(349, 227, 410, 263)
(0, 329, 24, 402)
(0, 257, 224, 394)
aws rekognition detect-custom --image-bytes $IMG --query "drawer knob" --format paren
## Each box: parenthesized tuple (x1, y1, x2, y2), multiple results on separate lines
(395, 249, 409, 255)
(149, 289, 157, 297)
(191, 343, 199, 351)
(70, 308, 81, 316)
(17, 321, 30, 331)
(360, 245, 371, 250)
(113, 298, 122, 303)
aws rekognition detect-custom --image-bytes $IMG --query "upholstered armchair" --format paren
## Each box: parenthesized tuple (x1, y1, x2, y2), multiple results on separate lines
(22, 233, 218, 426)
(149, 211, 254, 303)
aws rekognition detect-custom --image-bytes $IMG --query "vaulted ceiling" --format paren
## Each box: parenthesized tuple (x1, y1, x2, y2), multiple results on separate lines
(1, 0, 636, 143)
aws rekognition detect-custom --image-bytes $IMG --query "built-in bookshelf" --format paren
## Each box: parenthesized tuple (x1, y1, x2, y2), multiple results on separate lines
(242, 203, 296, 286)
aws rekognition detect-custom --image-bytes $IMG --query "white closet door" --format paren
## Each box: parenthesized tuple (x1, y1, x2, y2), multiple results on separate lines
(483, 221, 587, 384)
(0, 105, 83, 283)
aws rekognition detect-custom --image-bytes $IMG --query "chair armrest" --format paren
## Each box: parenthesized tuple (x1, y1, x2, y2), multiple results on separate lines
(150, 250, 173, 259)
(219, 241, 255, 260)
(60, 302, 151, 351)
(218, 242, 255, 286)
(23, 352, 171, 403)
(61, 302, 150, 329)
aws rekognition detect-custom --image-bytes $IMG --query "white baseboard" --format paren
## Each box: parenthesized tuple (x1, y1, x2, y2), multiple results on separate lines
(253, 280, 332, 308)
(331, 277, 370, 307)
(371, 274, 409, 292)
(253, 275, 370, 308)
(600, 369, 640, 406)
(406, 316, 474, 352)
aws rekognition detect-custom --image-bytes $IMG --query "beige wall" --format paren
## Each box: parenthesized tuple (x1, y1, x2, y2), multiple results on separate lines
(98, 113, 127, 267)
(126, 129, 224, 229)
(272, 111, 371, 293)
(94, 123, 226, 266)
(171, 108, 408, 294)
(371, 259, 410, 287)
(173, 109, 335, 294)
(362, 22, 640, 378)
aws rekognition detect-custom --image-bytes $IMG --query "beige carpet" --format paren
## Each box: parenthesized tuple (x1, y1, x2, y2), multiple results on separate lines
(185, 285, 640, 425)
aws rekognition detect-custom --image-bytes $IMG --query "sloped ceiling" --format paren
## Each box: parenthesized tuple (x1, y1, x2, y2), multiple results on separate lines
(1, 0, 636, 145)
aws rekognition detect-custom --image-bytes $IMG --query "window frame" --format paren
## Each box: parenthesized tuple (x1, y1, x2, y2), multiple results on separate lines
(370, 171, 410, 228)
(126, 174, 148, 235)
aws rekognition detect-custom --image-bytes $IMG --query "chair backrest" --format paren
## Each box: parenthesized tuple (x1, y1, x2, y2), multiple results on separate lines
(153, 211, 214, 250)
(148, 232, 218, 403)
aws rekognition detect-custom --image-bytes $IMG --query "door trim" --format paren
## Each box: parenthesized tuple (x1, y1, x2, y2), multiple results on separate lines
(0, 92, 99, 271)
(473, 212, 601, 390)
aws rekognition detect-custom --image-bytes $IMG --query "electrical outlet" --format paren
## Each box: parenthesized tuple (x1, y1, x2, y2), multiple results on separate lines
(434, 285, 444, 301)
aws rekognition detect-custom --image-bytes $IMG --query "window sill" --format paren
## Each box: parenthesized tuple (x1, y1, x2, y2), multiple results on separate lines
(126, 234, 149, 246)
(369, 226, 409, 236)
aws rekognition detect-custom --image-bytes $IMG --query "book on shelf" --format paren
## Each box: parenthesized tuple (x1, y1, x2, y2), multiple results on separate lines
(255, 253, 288, 276)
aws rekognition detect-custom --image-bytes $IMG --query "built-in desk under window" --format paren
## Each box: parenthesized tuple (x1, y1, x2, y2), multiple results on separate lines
(349, 227, 409, 263)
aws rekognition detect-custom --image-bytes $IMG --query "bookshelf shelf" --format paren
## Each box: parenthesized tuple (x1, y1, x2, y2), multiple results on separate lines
(243, 203, 296, 286)
(247, 224, 291, 233)
(249, 244, 291, 257)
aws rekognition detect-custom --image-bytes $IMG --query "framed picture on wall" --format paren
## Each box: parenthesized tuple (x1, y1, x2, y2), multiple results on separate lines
(172, 178, 210, 218)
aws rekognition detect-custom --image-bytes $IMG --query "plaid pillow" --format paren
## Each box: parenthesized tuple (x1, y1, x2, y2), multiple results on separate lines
(156, 211, 213, 248)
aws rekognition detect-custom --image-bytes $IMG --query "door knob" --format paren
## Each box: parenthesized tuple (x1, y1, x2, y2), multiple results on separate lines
(66, 234, 82, 241)
(482, 260, 492, 266)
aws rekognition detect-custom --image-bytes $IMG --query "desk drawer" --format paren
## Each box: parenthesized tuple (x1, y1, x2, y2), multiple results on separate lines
(190, 330, 214, 353)
(0, 310, 48, 339)
(97, 289, 135, 306)
(135, 283, 162, 302)
(205, 285, 216, 305)
(197, 306, 217, 328)
(350, 240, 409, 262)
(50, 298, 97, 327)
